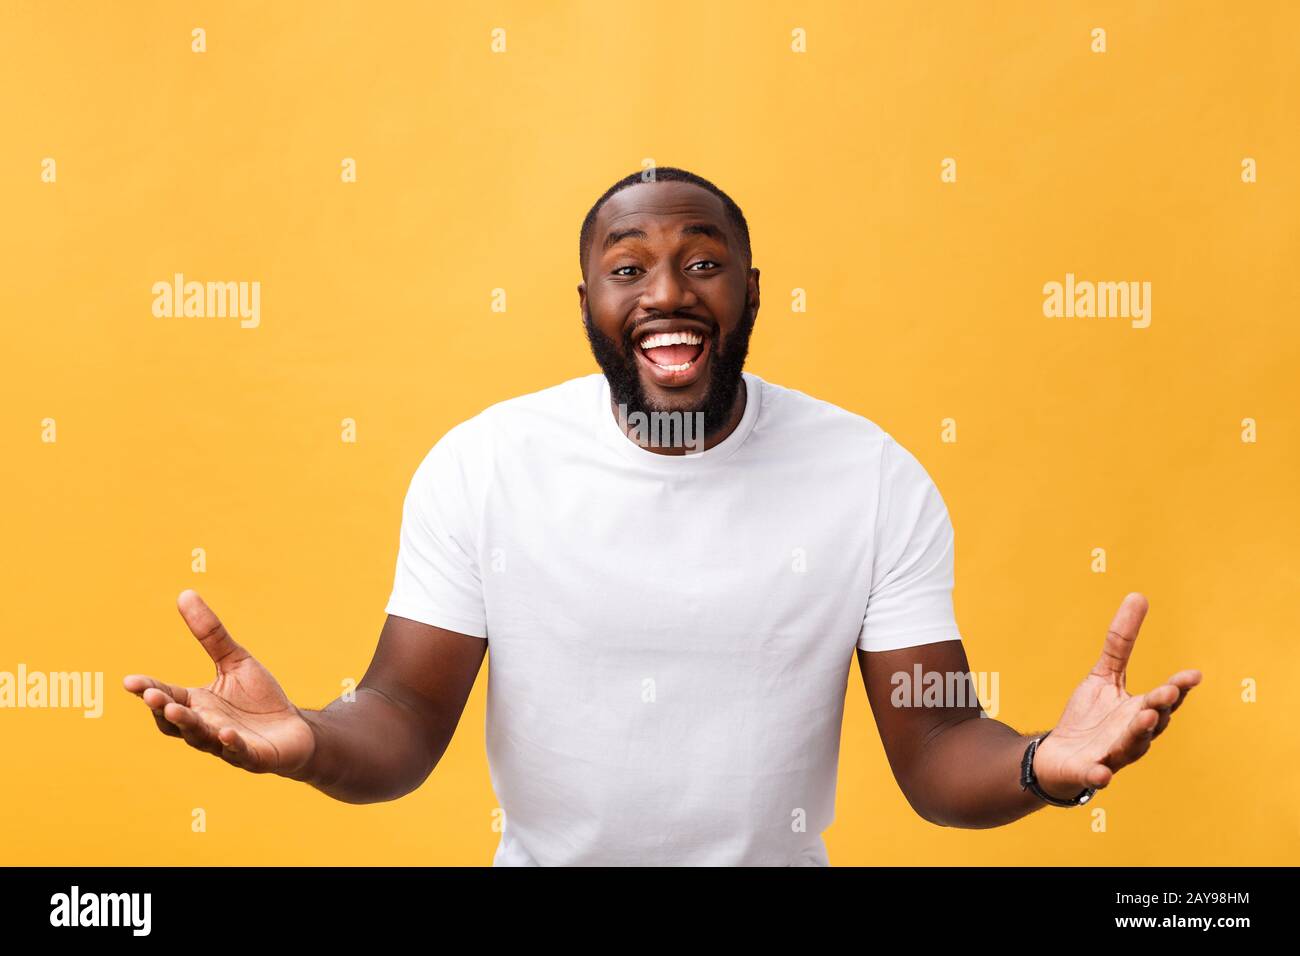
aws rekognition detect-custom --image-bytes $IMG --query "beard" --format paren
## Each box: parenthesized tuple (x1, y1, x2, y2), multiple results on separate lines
(582, 291, 756, 441)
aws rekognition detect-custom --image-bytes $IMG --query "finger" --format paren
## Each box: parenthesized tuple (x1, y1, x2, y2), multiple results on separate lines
(1091, 592, 1149, 684)
(1153, 682, 1198, 738)
(151, 707, 184, 738)
(123, 674, 191, 706)
(141, 688, 170, 710)
(177, 589, 248, 671)
(140, 687, 191, 713)
(137, 688, 186, 737)
(216, 724, 246, 755)
(216, 726, 261, 772)
(1140, 683, 1180, 712)
(179, 718, 225, 757)
(1166, 670, 1202, 715)
(126, 681, 184, 737)
(1083, 763, 1114, 790)
(164, 701, 240, 759)
(1140, 683, 1179, 741)
(162, 700, 215, 742)
(1110, 707, 1159, 765)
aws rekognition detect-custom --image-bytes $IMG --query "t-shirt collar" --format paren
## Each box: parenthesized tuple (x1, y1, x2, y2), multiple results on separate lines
(595, 371, 762, 469)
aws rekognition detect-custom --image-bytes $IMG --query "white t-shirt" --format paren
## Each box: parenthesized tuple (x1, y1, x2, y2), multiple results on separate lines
(385, 371, 963, 865)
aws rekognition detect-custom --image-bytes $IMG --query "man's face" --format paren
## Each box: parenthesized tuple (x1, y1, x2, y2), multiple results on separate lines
(578, 180, 760, 439)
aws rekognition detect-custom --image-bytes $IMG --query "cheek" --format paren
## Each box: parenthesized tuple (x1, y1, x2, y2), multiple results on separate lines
(707, 300, 748, 343)
(586, 289, 627, 327)
(703, 286, 744, 323)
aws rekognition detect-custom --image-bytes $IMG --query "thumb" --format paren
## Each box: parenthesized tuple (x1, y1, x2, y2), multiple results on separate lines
(177, 589, 248, 671)
(1091, 592, 1149, 684)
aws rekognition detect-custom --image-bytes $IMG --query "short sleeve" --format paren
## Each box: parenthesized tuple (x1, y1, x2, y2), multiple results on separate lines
(856, 434, 963, 652)
(384, 425, 488, 638)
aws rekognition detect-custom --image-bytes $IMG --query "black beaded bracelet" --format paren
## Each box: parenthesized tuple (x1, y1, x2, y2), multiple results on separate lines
(1020, 730, 1097, 807)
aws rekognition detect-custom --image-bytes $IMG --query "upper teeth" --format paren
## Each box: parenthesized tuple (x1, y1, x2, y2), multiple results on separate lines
(639, 331, 703, 350)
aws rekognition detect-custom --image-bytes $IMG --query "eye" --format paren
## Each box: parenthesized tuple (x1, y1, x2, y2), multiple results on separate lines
(688, 260, 720, 272)
(611, 265, 641, 277)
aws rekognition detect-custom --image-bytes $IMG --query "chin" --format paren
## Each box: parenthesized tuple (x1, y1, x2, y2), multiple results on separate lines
(638, 379, 710, 414)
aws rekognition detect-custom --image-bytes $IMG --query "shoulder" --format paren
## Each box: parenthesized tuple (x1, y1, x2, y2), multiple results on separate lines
(748, 373, 889, 456)
(748, 374, 939, 490)
(417, 374, 603, 465)
(467, 373, 602, 447)
(475, 373, 604, 426)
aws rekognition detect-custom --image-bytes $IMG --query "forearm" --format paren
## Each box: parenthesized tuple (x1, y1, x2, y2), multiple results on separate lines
(903, 716, 1053, 828)
(287, 687, 438, 804)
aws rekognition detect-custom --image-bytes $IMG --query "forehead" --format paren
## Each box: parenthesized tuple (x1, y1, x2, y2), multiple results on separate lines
(594, 181, 731, 246)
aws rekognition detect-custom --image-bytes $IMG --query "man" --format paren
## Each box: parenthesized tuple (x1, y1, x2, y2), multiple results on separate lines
(125, 167, 1201, 866)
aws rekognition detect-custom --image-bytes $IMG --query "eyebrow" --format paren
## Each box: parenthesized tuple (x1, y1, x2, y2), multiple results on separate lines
(602, 222, 727, 252)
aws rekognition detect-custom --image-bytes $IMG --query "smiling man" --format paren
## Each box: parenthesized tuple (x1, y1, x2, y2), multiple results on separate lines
(125, 166, 1201, 866)
(579, 177, 756, 455)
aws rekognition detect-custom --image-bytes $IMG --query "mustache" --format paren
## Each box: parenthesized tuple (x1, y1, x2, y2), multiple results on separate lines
(581, 305, 718, 349)
(626, 314, 717, 335)
(624, 315, 718, 344)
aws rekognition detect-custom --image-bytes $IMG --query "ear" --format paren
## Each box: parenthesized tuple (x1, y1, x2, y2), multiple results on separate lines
(577, 281, 587, 326)
(747, 267, 760, 316)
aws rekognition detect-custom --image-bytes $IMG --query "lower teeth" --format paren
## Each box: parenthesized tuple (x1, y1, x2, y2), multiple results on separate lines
(656, 361, 692, 371)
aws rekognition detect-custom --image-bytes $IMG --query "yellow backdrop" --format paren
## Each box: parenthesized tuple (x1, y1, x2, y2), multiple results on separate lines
(1, 0, 1296, 865)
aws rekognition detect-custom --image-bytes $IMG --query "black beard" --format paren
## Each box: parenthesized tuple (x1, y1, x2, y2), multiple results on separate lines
(583, 293, 756, 441)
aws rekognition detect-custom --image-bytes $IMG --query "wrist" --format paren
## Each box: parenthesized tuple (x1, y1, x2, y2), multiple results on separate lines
(1032, 743, 1081, 801)
(1021, 731, 1095, 807)
(283, 706, 324, 783)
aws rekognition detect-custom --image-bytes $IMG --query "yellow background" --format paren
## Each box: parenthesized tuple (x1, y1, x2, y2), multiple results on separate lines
(1, 0, 1296, 865)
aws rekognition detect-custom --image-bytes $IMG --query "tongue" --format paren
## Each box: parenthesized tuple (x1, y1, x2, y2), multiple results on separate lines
(644, 343, 703, 366)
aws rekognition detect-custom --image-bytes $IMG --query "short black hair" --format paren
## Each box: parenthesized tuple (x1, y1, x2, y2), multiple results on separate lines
(578, 166, 751, 276)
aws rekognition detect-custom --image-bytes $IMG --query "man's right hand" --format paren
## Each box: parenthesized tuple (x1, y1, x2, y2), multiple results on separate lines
(124, 589, 316, 777)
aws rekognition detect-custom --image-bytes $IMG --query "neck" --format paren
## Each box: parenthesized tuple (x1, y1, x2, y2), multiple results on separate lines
(610, 381, 747, 456)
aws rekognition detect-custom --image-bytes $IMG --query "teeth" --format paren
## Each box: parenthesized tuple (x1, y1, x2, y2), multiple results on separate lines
(639, 330, 703, 350)
(657, 361, 692, 371)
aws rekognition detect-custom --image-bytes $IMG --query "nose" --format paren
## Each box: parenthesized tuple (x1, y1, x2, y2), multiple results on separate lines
(637, 260, 697, 316)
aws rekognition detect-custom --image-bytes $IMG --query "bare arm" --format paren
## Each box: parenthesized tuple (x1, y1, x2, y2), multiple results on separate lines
(857, 594, 1200, 828)
(858, 639, 1048, 828)
(126, 592, 486, 806)
(287, 615, 487, 804)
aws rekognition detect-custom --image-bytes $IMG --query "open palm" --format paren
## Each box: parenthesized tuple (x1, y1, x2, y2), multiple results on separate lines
(1031, 593, 1201, 799)
(123, 590, 315, 776)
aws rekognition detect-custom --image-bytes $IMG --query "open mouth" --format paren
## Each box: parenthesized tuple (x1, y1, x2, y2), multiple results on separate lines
(632, 323, 713, 388)
(638, 330, 705, 371)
